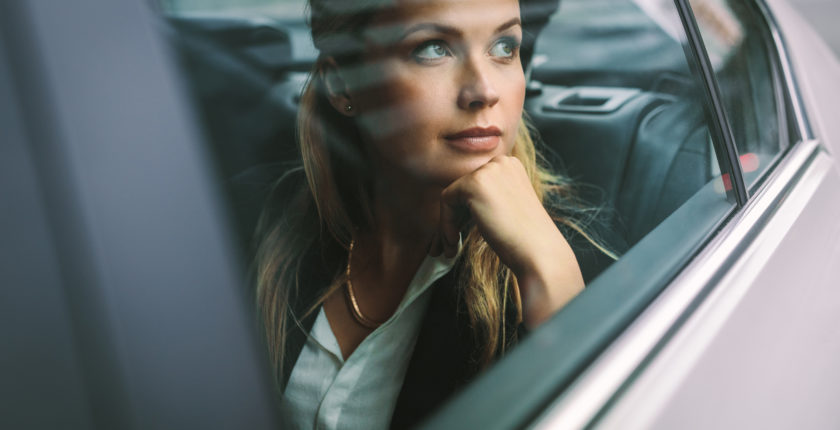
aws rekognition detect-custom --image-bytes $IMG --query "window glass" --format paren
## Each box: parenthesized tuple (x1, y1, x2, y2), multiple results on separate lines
(690, 0, 789, 190)
(528, 0, 733, 246)
(154, 0, 738, 427)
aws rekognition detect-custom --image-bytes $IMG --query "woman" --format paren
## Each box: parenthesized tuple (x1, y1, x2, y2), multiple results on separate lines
(252, 0, 614, 427)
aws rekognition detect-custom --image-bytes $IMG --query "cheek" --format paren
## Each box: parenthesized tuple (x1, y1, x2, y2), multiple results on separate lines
(503, 73, 527, 150)
(507, 69, 527, 112)
(353, 68, 445, 146)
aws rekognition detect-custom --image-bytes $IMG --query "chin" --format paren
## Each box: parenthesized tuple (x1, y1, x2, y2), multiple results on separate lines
(426, 157, 496, 187)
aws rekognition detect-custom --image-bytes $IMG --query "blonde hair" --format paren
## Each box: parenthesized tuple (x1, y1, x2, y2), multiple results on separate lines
(255, 0, 615, 388)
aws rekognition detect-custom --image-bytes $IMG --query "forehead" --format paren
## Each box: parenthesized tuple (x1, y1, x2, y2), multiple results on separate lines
(366, 0, 521, 36)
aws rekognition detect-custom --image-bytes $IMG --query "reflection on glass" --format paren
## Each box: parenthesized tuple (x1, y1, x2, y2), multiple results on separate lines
(160, 0, 307, 17)
(529, 0, 730, 244)
(690, 0, 786, 189)
(158, 0, 737, 427)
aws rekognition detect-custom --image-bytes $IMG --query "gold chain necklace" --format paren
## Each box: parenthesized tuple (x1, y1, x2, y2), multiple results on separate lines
(345, 239, 385, 329)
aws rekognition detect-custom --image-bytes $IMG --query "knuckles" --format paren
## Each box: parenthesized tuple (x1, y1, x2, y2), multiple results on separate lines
(444, 155, 530, 201)
(470, 155, 526, 188)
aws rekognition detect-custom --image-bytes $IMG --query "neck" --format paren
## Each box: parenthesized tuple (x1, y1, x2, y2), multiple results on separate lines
(371, 175, 440, 244)
(336, 172, 443, 332)
(352, 171, 441, 283)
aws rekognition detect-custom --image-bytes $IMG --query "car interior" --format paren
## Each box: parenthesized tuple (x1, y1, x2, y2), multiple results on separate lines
(143, 0, 779, 424)
(159, 0, 726, 279)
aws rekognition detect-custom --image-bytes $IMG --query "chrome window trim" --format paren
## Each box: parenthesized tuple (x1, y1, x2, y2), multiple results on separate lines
(532, 138, 821, 430)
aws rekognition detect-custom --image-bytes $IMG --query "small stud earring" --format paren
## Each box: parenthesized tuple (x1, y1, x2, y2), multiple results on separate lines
(344, 104, 353, 112)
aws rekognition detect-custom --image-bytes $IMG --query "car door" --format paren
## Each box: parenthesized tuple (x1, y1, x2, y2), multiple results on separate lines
(4, 0, 838, 428)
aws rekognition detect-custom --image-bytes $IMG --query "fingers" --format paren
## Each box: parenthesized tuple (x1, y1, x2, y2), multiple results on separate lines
(431, 155, 523, 258)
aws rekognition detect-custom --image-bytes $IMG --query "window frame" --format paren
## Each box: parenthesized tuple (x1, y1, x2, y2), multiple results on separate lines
(422, 0, 816, 428)
(678, 0, 749, 207)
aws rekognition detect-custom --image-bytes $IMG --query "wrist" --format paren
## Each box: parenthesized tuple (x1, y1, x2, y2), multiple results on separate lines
(516, 239, 584, 329)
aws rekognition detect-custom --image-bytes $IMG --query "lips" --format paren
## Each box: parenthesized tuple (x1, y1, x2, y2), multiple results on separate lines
(444, 126, 502, 152)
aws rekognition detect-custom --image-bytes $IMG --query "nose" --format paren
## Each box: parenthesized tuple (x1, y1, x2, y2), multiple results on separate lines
(456, 56, 500, 110)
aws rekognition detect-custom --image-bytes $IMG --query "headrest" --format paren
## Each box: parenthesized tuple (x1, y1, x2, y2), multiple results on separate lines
(520, 0, 561, 72)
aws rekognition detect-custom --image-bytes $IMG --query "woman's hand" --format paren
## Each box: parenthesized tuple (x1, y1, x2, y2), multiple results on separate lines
(431, 155, 584, 328)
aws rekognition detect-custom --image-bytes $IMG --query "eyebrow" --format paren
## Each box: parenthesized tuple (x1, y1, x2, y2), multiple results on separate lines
(400, 17, 522, 40)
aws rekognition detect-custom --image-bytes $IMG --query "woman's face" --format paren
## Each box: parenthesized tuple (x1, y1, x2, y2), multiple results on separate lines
(341, 0, 526, 188)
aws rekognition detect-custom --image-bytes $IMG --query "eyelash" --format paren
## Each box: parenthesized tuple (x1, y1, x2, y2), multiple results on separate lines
(491, 37, 521, 60)
(412, 39, 451, 63)
(410, 37, 522, 64)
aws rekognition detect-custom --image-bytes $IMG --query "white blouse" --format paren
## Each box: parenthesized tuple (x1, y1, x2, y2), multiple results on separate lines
(280, 251, 460, 430)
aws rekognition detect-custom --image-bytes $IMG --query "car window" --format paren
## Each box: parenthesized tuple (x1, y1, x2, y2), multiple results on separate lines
(528, 0, 734, 246)
(690, 0, 792, 191)
(155, 0, 740, 427)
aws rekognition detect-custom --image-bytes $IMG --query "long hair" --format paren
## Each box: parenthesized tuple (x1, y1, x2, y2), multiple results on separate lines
(255, 0, 615, 388)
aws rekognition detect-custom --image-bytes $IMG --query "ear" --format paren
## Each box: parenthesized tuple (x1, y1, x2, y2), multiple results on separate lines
(320, 57, 356, 117)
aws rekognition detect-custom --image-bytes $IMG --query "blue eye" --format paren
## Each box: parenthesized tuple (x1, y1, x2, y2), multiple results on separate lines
(413, 41, 450, 61)
(490, 38, 518, 58)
